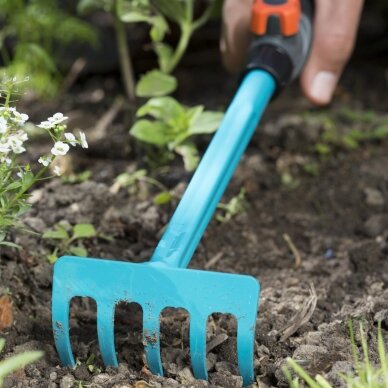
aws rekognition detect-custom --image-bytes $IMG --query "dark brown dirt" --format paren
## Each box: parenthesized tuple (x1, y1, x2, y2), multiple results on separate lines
(1, 10, 388, 388)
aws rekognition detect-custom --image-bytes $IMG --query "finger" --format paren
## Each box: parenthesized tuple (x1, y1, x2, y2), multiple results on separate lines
(300, 0, 364, 105)
(220, 0, 254, 73)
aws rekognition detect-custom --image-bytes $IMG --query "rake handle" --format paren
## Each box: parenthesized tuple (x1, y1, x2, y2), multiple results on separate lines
(150, 0, 313, 269)
(150, 70, 275, 268)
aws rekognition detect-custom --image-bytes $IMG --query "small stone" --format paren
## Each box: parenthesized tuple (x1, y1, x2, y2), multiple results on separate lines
(374, 309, 388, 328)
(91, 373, 110, 384)
(362, 214, 388, 237)
(60, 374, 75, 388)
(74, 363, 90, 380)
(215, 361, 238, 375)
(165, 362, 178, 375)
(206, 353, 217, 371)
(210, 371, 243, 388)
(364, 188, 385, 207)
(176, 367, 195, 383)
(349, 240, 381, 271)
(162, 378, 179, 388)
(50, 372, 58, 381)
(23, 217, 47, 232)
(206, 333, 228, 353)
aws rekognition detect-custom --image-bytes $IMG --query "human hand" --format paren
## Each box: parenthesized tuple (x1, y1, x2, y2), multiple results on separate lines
(221, 0, 364, 106)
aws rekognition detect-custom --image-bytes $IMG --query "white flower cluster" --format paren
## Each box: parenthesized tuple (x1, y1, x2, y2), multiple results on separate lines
(0, 107, 30, 160)
(0, 107, 88, 177)
(37, 112, 68, 129)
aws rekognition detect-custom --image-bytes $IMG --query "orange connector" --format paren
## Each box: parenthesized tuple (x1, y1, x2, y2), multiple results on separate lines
(251, 0, 301, 37)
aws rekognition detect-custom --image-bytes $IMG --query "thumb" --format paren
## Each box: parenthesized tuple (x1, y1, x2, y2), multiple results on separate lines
(300, 0, 364, 106)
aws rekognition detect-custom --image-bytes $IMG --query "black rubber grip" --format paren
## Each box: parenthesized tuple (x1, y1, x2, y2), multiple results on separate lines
(245, 0, 313, 94)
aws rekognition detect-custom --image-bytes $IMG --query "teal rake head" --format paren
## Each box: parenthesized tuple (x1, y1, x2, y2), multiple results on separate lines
(52, 257, 260, 384)
(52, 70, 275, 386)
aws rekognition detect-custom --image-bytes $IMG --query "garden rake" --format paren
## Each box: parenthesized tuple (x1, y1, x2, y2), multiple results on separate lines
(52, 0, 312, 385)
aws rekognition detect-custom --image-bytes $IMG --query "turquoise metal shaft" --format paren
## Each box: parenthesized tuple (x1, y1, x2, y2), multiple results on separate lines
(150, 70, 276, 269)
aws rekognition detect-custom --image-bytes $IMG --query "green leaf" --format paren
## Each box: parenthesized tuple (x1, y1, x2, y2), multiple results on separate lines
(175, 143, 199, 171)
(0, 350, 43, 380)
(130, 119, 172, 145)
(149, 15, 168, 42)
(77, 0, 107, 14)
(153, 191, 172, 205)
(315, 143, 331, 156)
(372, 125, 388, 139)
(188, 111, 223, 135)
(0, 338, 5, 353)
(152, 0, 186, 23)
(43, 227, 69, 240)
(69, 246, 88, 257)
(136, 70, 177, 97)
(0, 241, 21, 249)
(154, 43, 173, 73)
(47, 253, 58, 264)
(72, 224, 97, 239)
(116, 169, 147, 187)
(5, 181, 22, 192)
(119, 11, 153, 23)
(137, 97, 185, 122)
(186, 105, 204, 123)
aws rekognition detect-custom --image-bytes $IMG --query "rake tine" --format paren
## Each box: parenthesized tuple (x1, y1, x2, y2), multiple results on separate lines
(97, 301, 118, 367)
(189, 315, 207, 380)
(143, 306, 163, 376)
(237, 316, 256, 386)
(52, 295, 75, 367)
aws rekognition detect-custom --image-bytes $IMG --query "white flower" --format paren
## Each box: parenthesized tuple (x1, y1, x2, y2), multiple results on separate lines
(79, 131, 88, 149)
(51, 141, 70, 156)
(0, 117, 7, 133)
(38, 120, 54, 129)
(38, 113, 68, 129)
(1, 157, 11, 165)
(53, 166, 61, 176)
(17, 131, 28, 142)
(13, 111, 29, 125)
(0, 107, 16, 113)
(48, 112, 68, 126)
(0, 142, 10, 153)
(8, 134, 25, 153)
(17, 171, 23, 178)
(38, 156, 51, 167)
(12, 145, 26, 154)
(64, 132, 77, 146)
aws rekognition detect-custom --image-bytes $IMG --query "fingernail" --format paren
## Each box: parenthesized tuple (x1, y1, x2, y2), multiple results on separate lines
(310, 71, 337, 104)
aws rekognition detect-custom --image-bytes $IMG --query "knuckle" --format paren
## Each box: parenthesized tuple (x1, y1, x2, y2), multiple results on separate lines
(320, 32, 355, 63)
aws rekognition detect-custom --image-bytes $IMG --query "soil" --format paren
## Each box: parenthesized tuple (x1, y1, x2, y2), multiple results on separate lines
(1, 8, 388, 388)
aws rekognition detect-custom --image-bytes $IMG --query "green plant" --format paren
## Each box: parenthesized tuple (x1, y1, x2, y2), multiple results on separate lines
(0, 78, 88, 246)
(216, 188, 247, 223)
(283, 321, 388, 388)
(130, 97, 223, 170)
(310, 110, 388, 157)
(0, 0, 97, 96)
(0, 338, 43, 387)
(113, 168, 174, 205)
(129, 0, 224, 169)
(61, 170, 92, 185)
(43, 221, 111, 263)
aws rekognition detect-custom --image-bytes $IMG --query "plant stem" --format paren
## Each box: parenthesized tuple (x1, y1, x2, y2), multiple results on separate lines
(165, 23, 192, 74)
(192, 0, 218, 31)
(113, 0, 136, 102)
(164, 0, 218, 74)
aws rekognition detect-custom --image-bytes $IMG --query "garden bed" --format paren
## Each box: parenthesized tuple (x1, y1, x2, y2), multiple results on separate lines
(1, 22, 388, 388)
